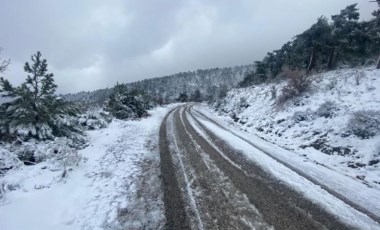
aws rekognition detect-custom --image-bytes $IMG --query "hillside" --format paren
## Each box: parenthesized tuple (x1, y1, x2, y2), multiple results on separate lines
(209, 67, 380, 189)
(63, 65, 254, 107)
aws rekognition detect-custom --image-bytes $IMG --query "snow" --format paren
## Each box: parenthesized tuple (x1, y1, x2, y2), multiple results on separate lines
(207, 68, 380, 197)
(0, 105, 178, 230)
(211, 68, 380, 188)
(188, 109, 380, 229)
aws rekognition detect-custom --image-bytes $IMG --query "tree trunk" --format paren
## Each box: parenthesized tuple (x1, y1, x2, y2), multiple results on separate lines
(307, 47, 316, 72)
(327, 47, 335, 70)
(377, 53, 380, 69)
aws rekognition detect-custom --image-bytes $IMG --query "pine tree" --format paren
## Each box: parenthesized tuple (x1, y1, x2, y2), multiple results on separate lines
(254, 61, 267, 83)
(191, 89, 202, 102)
(218, 84, 228, 99)
(177, 92, 188, 102)
(330, 4, 364, 65)
(23, 51, 57, 125)
(106, 83, 150, 119)
(0, 51, 80, 140)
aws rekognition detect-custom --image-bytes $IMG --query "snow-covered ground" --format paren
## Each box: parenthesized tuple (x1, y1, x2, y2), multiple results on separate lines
(210, 67, 380, 188)
(0, 105, 177, 230)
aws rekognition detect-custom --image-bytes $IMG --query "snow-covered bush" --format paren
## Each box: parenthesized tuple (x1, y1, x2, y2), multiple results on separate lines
(292, 109, 315, 123)
(4, 137, 85, 169)
(354, 70, 365, 86)
(0, 148, 22, 175)
(316, 101, 339, 118)
(213, 99, 223, 110)
(238, 97, 249, 108)
(79, 110, 112, 130)
(347, 110, 380, 139)
(277, 70, 311, 107)
(12, 140, 39, 165)
(106, 84, 152, 120)
(239, 116, 249, 124)
(326, 79, 338, 90)
(34, 138, 83, 169)
(270, 85, 277, 100)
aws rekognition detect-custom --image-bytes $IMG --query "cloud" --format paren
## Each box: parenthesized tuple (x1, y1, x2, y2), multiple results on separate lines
(0, 0, 376, 93)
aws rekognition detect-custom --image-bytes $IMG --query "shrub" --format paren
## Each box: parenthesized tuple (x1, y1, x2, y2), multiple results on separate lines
(270, 85, 277, 100)
(326, 79, 337, 90)
(276, 70, 311, 107)
(106, 84, 151, 120)
(0, 148, 22, 175)
(292, 109, 315, 123)
(6, 135, 86, 168)
(347, 110, 380, 139)
(213, 99, 223, 110)
(79, 110, 112, 130)
(316, 101, 339, 118)
(13, 141, 38, 165)
(354, 70, 365, 86)
(238, 97, 249, 108)
(34, 138, 83, 169)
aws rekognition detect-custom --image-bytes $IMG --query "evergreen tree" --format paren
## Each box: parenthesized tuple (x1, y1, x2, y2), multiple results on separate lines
(106, 83, 150, 119)
(218, 84, 228, 99)
(191, 89, 202, 102)
(238, 61, 269, 87)
(177, 92, 189, 102)
(254, 61, 268, 83)
(238, 71, 256, 87)
(0, 51, 80, 140)
(330, 4, 365, 65)
(303, 17, 332, 71)
(263, 51, 283, 77)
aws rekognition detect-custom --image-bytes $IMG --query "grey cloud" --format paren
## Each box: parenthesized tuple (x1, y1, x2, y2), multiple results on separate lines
(0, 0, 376, 93)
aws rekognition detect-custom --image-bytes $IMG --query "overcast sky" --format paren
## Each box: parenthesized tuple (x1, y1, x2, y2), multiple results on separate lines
(0, 0, 376, 93)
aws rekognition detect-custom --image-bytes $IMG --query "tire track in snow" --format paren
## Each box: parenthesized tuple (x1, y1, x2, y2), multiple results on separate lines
(174, 107, 269, 229)
(167, 109, 204, 230)
(159, 107, 190, 229)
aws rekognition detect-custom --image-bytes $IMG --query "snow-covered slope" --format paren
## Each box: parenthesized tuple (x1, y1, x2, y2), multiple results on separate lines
(211, 67, 380, 189)
(0, 105, 178, 230)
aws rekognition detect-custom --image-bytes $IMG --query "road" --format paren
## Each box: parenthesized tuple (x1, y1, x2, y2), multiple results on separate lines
(158, 104, 373, 229)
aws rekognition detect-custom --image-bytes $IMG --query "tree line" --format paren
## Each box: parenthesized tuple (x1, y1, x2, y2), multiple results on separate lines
(239, 3, 380, 87)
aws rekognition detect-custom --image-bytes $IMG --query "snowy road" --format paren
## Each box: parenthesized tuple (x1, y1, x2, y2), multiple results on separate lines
(159, 104, 380, 229)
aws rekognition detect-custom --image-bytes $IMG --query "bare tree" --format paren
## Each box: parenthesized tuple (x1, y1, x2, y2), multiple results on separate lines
(0, 48, 11, 74)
